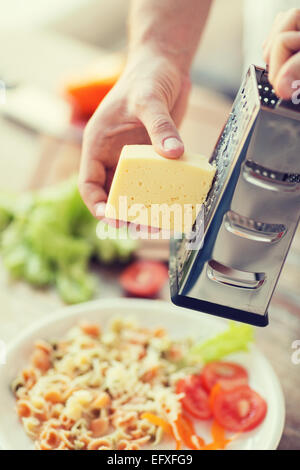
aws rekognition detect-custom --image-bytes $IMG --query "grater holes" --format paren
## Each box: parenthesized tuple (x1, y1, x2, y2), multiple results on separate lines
(256, 71, 279, 108)
(284, 173, 300, 183)
(224, 210, 286, 243)
(243, 160, 300, 188)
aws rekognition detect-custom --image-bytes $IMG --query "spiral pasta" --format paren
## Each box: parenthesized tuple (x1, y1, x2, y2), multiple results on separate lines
(12, 317, 197, 450)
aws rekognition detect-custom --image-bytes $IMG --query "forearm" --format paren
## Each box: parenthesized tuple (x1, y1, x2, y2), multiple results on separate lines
(128, 0, 212, 72)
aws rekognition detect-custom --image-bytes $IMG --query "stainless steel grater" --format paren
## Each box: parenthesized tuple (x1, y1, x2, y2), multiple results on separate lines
(170, 65, 300, 327)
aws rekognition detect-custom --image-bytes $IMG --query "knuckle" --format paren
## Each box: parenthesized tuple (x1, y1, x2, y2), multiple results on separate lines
(150, 116, 173, 135)
(132, 87, 159, 114)
(277, 31, 288, 45)
(141, 87, 158, 103)
(272, 31, 288, 52)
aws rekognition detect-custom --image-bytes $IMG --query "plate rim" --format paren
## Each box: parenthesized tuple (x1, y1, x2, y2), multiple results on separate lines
(0, 298, 285, 450)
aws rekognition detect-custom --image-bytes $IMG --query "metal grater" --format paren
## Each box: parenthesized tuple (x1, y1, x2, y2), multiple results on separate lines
(169, 65, 300, 327)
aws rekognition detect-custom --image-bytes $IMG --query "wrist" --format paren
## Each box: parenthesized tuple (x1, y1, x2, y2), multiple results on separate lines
(126, 43, 191, 77)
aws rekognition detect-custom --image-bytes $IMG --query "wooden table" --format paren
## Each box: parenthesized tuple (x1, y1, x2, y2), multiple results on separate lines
(0, 30, 299, 450)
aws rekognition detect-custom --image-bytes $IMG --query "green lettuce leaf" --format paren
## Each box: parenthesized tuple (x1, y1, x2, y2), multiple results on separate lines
(189, 321, 254, 363)
(56, 263, 95, 304)
(0, 177, 136, 303)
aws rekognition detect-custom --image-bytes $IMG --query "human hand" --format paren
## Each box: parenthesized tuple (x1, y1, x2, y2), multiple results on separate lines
(263, 8, 300, 99)
(78, 49, 190, 218)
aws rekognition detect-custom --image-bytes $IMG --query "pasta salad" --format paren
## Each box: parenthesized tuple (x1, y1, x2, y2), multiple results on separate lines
(11, 317, 266, 450)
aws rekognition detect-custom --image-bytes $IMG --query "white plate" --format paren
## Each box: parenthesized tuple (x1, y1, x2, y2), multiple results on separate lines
(0, 298, 285, 450)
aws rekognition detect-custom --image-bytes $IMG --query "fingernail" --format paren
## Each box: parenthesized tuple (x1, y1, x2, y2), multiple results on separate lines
(163, 137, 182, 151)
(95, 202, 106, 217)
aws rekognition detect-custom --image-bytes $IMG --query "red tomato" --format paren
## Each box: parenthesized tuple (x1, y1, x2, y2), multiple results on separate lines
(201, 362, 248, 392)
(120, 261, 168, 298)
(212, 385, 267, 432)
(176, 375, 212, 420)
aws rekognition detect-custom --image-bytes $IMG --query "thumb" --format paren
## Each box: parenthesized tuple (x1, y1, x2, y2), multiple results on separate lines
(137, 98, 184, 159)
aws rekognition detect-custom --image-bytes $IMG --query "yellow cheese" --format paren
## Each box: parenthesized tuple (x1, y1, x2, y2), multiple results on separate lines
(105, 145, 215, 233)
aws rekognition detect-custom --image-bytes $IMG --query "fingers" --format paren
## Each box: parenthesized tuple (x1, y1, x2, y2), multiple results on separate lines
(96, 202, 161, 234)
(78, 121, 108, 217)
(263, 9, 300, 99)
(275, 51, 300, 99)
(78, 157, 108, 218)
(136, 97, 184, 159)
(269, 31, 300, 86)
(264, 9, 300, 63)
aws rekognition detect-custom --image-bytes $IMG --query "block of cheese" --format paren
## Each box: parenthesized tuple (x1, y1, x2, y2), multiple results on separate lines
(105, 145, 215, 233)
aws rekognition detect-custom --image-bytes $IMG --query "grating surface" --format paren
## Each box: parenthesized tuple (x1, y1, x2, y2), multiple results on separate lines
(172, 66, 300, 290)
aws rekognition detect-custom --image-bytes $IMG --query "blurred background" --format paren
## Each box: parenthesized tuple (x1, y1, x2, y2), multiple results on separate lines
(1, 0, 244, 99)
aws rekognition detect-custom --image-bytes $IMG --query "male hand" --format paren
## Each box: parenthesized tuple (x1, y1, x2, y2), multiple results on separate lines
(263, 8, 300, 99)
(79, 50, 190, 218)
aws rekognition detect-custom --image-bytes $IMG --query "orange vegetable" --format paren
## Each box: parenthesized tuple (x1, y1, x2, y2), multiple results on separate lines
(141, 366, 158, 383)
(141, 412, 181, 450)
(80, 323, 100, 337)
(201, 420, 232, 450)
(32, 349, 51, 373)
(64, 56, 124, 119)
(175, 440, 181, 450)
(90, 417, 109, 437)
(141, 412, 172, 435)
(175, 414, 205, 450)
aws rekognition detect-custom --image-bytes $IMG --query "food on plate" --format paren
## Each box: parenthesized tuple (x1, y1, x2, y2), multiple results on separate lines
(201, 362, 248, 392)
(189, 321, 254, 363)
(64, 55, 124, 120)
(0, 178, 136, 304)
(176, 375, 212, 420)
(105, 145, 216, 233)
(120, 260, 168, 297)
(12, 317, 267, 450)
(211, 385, 267, 432)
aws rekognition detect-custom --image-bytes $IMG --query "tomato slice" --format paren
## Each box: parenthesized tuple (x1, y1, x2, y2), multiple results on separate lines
(176, 375, 212, 420)
(120, 261, 168, 297)
(201, 361, 248, 392)
(212, 385, 267, 432)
